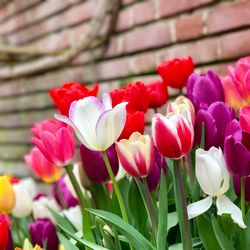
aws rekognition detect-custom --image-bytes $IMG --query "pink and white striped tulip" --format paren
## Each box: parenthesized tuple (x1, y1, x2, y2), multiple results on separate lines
(115, 132, 155, 178)
(25, 147, 62, 183)
(55, 93, 127, 151)
(152, 98, 194, 158)
(32, 119, 75, 166)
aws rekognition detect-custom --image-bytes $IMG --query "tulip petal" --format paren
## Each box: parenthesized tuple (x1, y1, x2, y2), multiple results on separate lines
(216, 195, 246, 228)
(96, 102, 127, 151)
(102, 93, 112, 110)
(55, 114, 95, 150)
(187, 196, 212, 220)
(152, 114, 182, 158)
(196, 149, 222, 196)
(69, 97, 104, 149)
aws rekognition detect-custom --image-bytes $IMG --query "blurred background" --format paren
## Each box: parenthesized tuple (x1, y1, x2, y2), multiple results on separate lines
(0, 0, 249, 178)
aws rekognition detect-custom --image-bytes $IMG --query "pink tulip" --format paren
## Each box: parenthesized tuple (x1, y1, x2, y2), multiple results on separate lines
(239, 105, 250, 134)
(25, 147, 62, 183)
(152, 97, 194, 158)
(32, 120, 75, 166)
(222, 57, 250, 110)
(116, 132, 156, 178)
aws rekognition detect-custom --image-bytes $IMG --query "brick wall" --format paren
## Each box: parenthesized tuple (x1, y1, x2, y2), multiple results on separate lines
(0, 0, 249, 177)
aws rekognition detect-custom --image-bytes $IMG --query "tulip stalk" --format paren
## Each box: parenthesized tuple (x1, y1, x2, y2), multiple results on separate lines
(241, 176, 245, 221)
(102, 151, 129, 223)
(172, 159, 192, 250)
(64, 165, 94, 242)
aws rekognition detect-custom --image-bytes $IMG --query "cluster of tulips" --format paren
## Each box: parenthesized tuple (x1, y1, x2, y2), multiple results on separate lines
(0, 55, 250, 250)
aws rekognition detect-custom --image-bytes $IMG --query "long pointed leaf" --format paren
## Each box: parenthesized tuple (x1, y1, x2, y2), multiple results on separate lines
(87, 209, 156, 250)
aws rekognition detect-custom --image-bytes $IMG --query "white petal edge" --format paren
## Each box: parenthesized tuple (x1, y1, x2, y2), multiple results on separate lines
(216, 195, 246, 228)
(55, 114, 97, 151)
(187, 196, 213, 220)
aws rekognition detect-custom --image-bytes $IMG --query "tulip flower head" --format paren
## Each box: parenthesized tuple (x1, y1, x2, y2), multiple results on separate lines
(152, 97, 194, 158)
(239, 105, 250, 134)
(63, 205, 82, 231)
(222, 57, 250, 110)
(157, 57, 194, 89)
(25, 147, 62, 183)
(80, 143, 119, 183)
(0, 216, 9, 250)
(0, 176, 15, 214)
(116, 132, 155, 178)
(49, 82, 99, 115)
(187, 70, 224, 111)
(32, 119, 75, 166)
(55, 93, 127, 151)
(224, 119, 250, 177)
(187, 147, 246, 228)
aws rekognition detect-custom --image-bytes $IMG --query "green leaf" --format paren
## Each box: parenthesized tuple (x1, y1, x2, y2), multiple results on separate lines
(58, 224, 108, 250)
(169, 243, 182, 250)
(87, 209, 156, 250)
(157, 171, 168, 250)
(211, 215, 234, 250)
(57, 232, 78, 250)
(48, 207, 76, 233)
(128, 179, 147, 233)
(167, 212, 178, 232)
(196, 214, 221, 250)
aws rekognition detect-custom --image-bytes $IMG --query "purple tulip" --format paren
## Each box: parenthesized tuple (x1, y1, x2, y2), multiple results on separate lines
(29, 218, 59, 250)
(53, 177, 78, 208)
(80, 144, 119, 183)
(224, 119, 250, 176)
(187, 70, 224, 111)
(147, 148, 167, 191)
(195, 101, 235, 150)
(233, 176, 250, 201)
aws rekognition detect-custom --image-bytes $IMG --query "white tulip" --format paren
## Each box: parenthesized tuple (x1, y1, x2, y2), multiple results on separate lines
(187, 147, 246, 228)
(19, 178, 38, 198)
(63, 205, 82, 231)
(55, 93, 127, 151)
(32, 196, 60, 223)
(12, 182, 33, 218)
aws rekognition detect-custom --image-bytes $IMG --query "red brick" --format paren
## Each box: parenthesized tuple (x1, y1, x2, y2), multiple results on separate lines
(158, 0, 213, 18)
(65, 1, 94, 27)
(133, 1, 156, 25)
(96, 58, 131, 80)
(175, 13, 203, 41)
(116, 8, 133, 32)
(199, 63, 230, 76)
(105, 36, 124, 57)
(124, 21, 171, 53)
(157, 37, 218, 65)
(207, 1, 250, 34)
(220, 29, 250, 59)
(130, 51, 157, 74)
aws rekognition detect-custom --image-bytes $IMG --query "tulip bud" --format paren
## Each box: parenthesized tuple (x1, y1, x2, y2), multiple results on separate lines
(32, 196, 60, 223)
(0, 176, 15, 214)
(63, 205, 82, 231)
(152, 98, 194, 158)
(116, 132, 156, 178)
(80, 144, 119, 183)
(29, 218, 59, 250)
(0, 216, 9, 250)
(12, 182, 33, 218)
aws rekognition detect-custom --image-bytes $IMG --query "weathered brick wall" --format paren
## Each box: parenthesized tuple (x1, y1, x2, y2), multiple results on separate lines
(0, 0, 249, 176)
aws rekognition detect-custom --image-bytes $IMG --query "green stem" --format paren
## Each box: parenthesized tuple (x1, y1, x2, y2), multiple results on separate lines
(101, 151, 128, 222)
(241, 176, 245, 221)
(142, 178, 158, 240)
(64, 165, 94, 242)
(172, 159, 192, 250)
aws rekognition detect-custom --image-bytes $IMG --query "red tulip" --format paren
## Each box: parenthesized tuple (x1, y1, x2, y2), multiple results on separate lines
(49, 82, 99, 115)
(0, 216, 9, 250)
(146, 80, 168, 108)
(110, 81, 149, 113)
(157, 57, 194, 89)
(119, 111, 145, 140)
(152, 97, 194, 158)
(239, 105, 250, 134)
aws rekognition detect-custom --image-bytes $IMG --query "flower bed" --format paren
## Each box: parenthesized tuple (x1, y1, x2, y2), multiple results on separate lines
(0, 56, 249, 250)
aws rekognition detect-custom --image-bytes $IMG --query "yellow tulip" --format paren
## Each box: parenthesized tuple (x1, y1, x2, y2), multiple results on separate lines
(0, 175, 15, 213)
